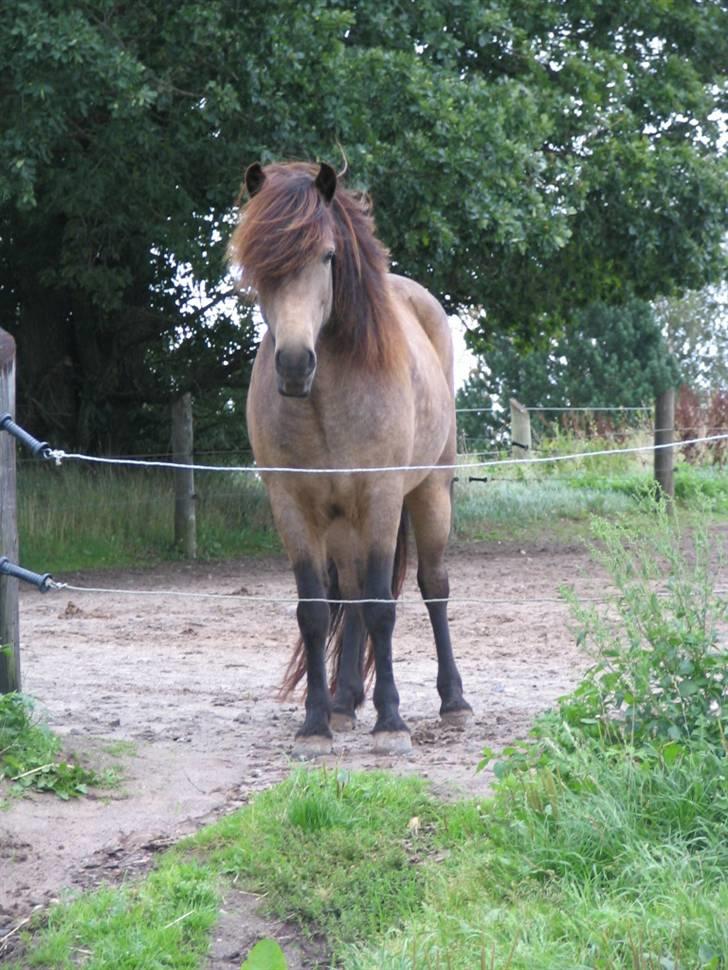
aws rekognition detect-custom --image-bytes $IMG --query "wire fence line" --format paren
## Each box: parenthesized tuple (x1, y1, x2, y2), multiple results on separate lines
(455, 405, 654, 414)
(41, 579, 728, 610)
(48, 581, 581, 607)
(44, 434, 728, 476)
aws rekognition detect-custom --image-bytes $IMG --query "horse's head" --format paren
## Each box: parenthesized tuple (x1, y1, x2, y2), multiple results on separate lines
(235, 162, 339, 398)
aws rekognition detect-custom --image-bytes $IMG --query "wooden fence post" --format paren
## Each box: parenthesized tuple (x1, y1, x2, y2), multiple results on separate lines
(654, 387, 675, 504)
(0, 329, 20, 693)
(510, 399, 532, 459)
(172, 392, 197, 559)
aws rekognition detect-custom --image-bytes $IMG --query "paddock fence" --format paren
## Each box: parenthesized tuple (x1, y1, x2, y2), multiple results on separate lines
(2, 324, 727, 693)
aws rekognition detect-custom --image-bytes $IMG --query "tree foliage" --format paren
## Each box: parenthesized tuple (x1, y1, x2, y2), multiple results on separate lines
(457, 299, 680, 441)
(1, 0, 726, 449)
(654, 285, 728, 391)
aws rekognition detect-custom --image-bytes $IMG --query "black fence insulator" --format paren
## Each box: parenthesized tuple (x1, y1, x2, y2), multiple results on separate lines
(0, 413, 51, 458)
(468, 476, 489, 484)
(0, 556, 54, 592)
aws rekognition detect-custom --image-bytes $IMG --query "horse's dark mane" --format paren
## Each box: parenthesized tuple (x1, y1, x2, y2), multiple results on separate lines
(229, 162, 401, 371)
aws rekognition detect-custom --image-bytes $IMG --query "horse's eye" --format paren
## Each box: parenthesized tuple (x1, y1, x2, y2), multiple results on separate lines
(323, 250, 335, 264)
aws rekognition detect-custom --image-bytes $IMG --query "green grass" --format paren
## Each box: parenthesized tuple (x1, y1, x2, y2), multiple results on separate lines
(19, 858, 219, 969)
(454, 449, 727, 541)
(11, 751, 727, 969)
(18, 462, 278, 572)
(8, 770, 445, 967)
(345, 744, 728, 969)
(453, 476, 636, 540)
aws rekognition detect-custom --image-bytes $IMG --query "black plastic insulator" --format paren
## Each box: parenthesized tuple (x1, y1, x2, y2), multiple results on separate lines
(0, 413, 51, 458)
(0, 556, 54, 592)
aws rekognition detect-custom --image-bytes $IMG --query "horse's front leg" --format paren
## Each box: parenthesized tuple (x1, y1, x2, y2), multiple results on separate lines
(292, 559, 333, 756)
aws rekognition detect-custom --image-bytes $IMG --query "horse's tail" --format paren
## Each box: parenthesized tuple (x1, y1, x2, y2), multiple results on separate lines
(278, 509, 409, 701)
(329, 507, 409, 699)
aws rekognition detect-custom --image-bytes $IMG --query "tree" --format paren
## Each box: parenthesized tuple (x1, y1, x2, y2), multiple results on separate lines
(456, 299, 680, 443)
(653, 285, 728, 392)
(2, 1, 727, 450)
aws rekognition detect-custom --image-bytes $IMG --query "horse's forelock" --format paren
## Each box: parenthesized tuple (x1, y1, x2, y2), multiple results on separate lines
(230, 165, 332, 289)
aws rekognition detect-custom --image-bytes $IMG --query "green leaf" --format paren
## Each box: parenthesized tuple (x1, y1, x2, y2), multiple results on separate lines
(476, 746, 496, 772)
(660, 740, 684, 766)
(241, 938, 287, 970)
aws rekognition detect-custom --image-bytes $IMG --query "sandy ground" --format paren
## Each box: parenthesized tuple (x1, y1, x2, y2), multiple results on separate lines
(1, 538, 604, 959)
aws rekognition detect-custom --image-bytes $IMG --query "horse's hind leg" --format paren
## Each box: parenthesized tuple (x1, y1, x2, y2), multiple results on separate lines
(407, 476, 473, 724)
(330, 605, 366, 731)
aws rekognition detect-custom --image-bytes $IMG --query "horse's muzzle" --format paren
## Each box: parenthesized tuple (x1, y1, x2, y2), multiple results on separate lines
(275, 347, 317, 398)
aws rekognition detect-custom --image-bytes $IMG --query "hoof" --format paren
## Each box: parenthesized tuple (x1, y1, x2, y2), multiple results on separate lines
(330, 712, 356, 732)
(292, 734, 333, 759)
(440, 707, 473, 727)
(372, 731, 413, 755)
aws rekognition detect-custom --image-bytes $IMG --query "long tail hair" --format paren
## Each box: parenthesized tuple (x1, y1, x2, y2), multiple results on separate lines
(278, 509, 409, 699)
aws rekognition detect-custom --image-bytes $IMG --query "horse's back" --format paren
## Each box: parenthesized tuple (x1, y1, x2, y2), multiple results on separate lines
(387, 274, 454, 394)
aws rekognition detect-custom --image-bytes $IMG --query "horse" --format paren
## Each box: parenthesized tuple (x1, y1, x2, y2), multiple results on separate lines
(228, 160, 472, 756)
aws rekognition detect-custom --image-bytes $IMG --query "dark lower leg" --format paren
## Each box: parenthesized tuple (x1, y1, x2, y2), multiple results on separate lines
(331, 606, 366, 719)
(419, 569, 472, 717)
(364, 555, 408, 735)
(294, 561, 332, 738)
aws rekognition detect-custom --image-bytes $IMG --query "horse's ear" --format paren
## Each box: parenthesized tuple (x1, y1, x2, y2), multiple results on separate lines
(245, 162, 266, 198)
(315, 163, 337, 205)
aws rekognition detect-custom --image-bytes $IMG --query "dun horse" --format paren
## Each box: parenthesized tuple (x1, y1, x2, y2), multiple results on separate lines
(228, 161, 472, 755)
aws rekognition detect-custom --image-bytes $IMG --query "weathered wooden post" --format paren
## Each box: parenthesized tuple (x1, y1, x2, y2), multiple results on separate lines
(654, 387, 675, 504)
(172, 392, 197, 559)
(510, 398, 532, 459)
(0, 329, 20, 693)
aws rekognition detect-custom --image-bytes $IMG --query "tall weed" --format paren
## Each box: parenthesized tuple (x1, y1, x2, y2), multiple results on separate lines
(562, 500, 727, 752)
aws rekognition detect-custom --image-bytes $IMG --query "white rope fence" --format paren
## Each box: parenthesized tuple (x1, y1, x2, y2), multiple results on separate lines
(44, 581, 728, 609)
(4, 415, 725, 608)
(45, 433, 728, 475)
(48, 581, 584, 607)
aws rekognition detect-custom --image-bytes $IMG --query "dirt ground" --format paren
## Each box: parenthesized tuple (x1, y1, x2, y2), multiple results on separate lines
(1, 538, 602, 960)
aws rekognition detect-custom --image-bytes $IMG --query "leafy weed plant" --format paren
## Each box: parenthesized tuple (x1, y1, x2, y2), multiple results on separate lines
(562, 499, 727, 751)
(0, 692, 102, 800)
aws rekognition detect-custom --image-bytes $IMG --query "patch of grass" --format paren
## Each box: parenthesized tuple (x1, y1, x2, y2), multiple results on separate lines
(564, 463, 728, 513)
(9, 769, 445, 968)
(17, 858, 219, 969)
(101, 739, 138, 759)
(18, 462, 278, 572)
(186, 769, 444, 951)
(454, 474, 636, 541)
(13, 748, 727, 969)
(0, 693, 105, 800)
(346, 744, 728, 969)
